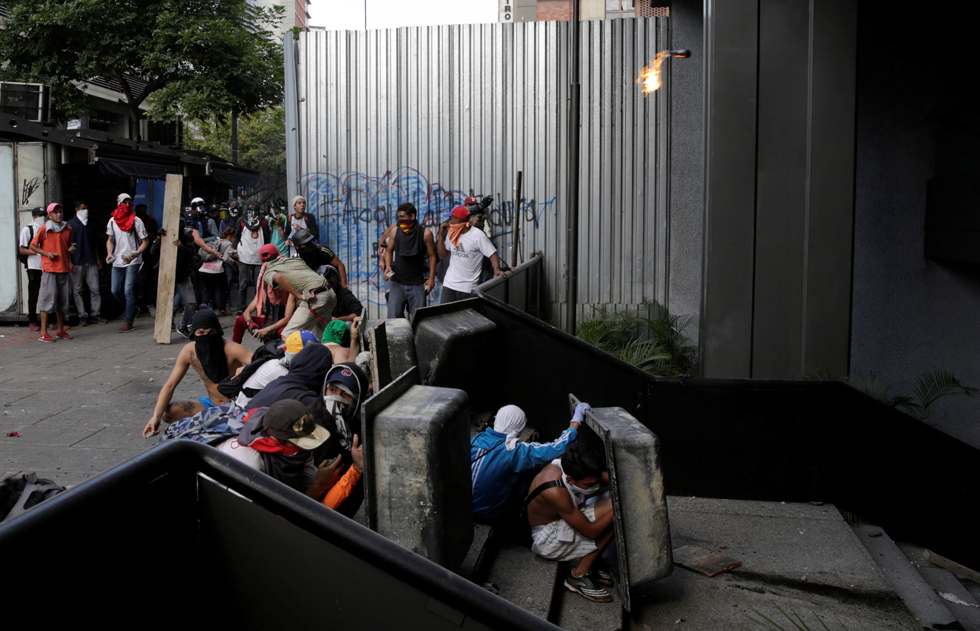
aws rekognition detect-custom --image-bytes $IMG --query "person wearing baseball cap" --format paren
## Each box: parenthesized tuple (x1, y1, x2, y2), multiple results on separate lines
(106, 192, 149, 332)
(260, 238, 336, 340)
(215, 399, 330, 492)
(18, 207, 48, 331)
(437, 204, 506, 304)
(29, 203, 77, 342)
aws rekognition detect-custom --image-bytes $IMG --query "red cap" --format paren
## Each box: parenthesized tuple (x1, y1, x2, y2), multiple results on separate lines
(259, 244, 280, 262)
(451, 206, 470, 220)
(463, 196, 478, 206)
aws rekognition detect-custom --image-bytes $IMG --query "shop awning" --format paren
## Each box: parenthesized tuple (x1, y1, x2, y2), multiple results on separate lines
(207, 162, 261, 188)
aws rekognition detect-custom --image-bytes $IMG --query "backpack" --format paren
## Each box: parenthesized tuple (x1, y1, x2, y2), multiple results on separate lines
(18, 226, 35, 268)
(199, 236, 222, 262)
(0, 472, 67, 522)
(216, 340, 286, 400)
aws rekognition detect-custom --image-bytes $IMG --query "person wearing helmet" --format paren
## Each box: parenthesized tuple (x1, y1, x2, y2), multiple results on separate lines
(232, 202, 271, 315)
(287, 196, 319, 257)
(291, 228, 348, 289)
(182, 205, 202, 235)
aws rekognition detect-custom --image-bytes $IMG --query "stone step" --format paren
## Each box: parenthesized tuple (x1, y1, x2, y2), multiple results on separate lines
(485, 542, 562, 621)
(897, 543, 980, 631)
(852, 523, 961, 629)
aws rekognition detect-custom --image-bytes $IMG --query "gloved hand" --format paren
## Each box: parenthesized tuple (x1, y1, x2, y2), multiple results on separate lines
(572, 402, 591, 425)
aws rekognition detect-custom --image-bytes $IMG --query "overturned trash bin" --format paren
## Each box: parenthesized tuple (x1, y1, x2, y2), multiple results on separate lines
(363, 367, 474, 572)
(570, 394, 673, 611)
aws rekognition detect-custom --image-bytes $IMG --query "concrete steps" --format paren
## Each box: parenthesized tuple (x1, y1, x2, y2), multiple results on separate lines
(853, 523, 980, 630)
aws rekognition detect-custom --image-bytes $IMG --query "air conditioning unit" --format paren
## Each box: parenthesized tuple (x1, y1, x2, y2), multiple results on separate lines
(0, 82, 51, 123)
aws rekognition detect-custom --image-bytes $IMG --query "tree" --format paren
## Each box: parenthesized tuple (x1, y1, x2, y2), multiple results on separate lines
(0, 0, 285, 140)
(184, 105, 286, 203)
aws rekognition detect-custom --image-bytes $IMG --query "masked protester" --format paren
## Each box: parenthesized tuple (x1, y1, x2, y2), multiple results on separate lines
(142, 309, 253, 439)
(18, 207, 48, 331)
(287, 195, 319, 256)
(232, 202, 271, 315)
(291, 228, 349, 289)
(382, 202, 437, 319)
(67, 200, 105, 327)
(106, 193, 150, 332)
(437, 205, 506, 304)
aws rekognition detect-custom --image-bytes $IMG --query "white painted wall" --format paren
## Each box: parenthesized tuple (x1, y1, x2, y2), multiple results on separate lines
(0, 144, 18, 313)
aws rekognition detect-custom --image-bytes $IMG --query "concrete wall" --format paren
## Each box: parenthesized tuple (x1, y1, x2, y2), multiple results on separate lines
(851, 5, 980, 449)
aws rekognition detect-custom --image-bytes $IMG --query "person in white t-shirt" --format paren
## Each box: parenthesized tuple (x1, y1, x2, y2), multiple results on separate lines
(18, 207, 47, 331)
(106, 193, 149, 332)
(437, 205, 506, 304)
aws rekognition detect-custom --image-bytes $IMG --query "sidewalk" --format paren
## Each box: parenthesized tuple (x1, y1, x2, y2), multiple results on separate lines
(0, 312, 256, 488)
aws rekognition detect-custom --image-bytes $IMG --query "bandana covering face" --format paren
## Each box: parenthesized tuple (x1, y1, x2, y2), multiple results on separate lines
(493, 405, 527, 451)
(191, 310, 228, 384)
(399, 219, 415, 234)
(32, 216, 45, 229)
(448, 222, 468, 247)
(76, 209, 89, 225)
(112, 203, 135, 232)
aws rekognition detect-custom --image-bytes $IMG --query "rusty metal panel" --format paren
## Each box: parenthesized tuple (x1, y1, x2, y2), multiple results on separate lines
(292, 20, 666, 321)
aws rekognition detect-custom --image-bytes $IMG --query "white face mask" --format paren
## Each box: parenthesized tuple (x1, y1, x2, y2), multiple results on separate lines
(32, 216, 45, 229)
(76, 209, 89, 225)
(323, 394, 355, 447)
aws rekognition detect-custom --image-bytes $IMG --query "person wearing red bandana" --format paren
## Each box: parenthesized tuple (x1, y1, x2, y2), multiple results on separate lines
(106, 193, 149, 332)
(382, 202, 437, 319)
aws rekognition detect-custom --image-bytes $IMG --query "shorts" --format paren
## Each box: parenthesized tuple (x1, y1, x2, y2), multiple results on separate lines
(38, 272, 71, 314)
(530, 503, 598, 562)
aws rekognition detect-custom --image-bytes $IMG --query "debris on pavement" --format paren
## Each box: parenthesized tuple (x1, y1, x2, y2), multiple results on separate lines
(673, 545, 742, 577)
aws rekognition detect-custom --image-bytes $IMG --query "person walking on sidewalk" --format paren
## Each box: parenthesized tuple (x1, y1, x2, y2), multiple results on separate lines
(106, 193, 149, 333)
(18, 206, 46, 331)
(67, 200, 105, 326)
(29, 203, 76, 342)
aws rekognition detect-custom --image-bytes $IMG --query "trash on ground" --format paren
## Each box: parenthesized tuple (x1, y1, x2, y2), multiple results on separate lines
(939, 592, 978, 608)
(673, 545, 741, 577)
(6, 432, 21, 437)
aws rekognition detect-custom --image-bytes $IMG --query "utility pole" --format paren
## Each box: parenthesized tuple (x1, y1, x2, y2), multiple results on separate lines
(565, 0, 581, 335)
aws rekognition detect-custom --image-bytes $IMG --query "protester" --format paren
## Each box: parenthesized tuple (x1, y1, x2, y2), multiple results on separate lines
(383, 202, 437, 319)
(18, 206, 47, 331)
(321, 265, 362, 322)
(438, 205, 506, 304)
(67, 200, 105, 326)
(471, 403, 588, 523)
(320, 317, 362, 364)
(233, 202, 270, 314)
(526, 441, 616, 603)
(287, 195, 319, 257)
(143, 309, 252, 438)
(29, 203, 76, 342)
(106, 193, 149, 332)
(230, 330, 319, 409)
(219, 202, 238, 237)
(266, 202, 290, 257)
(291, 229, 348, 288)
(259, 245, 335, 339)
(199, 227, 236, 315)
(231, 290, 297, 344)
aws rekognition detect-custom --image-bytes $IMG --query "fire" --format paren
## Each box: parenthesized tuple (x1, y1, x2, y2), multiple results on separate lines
(638, 51, 668, 96)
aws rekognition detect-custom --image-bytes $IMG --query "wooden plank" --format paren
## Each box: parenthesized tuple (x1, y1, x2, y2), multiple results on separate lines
(924, 549, 980, 586)
(672, 545, 741, 577)
(153, 174, 182, 344)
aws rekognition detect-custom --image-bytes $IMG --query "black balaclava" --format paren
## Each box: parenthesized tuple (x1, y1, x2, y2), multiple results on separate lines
(191, 309, 228, 384)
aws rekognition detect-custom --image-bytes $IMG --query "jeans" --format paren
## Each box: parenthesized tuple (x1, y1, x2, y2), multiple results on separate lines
(238, 263, 260, 313)
(440, 286, 472, 305)
(70, 263, 101, 319)
(26, 269, 42, 325)
(388, 281, 427, 319)
(110, 264, 139, 324)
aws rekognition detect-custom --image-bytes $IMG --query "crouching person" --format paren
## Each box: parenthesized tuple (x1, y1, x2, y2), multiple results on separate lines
(215, 400, 329, 493)
(525, 441, 616, 603)
(471, 403, 588, 525)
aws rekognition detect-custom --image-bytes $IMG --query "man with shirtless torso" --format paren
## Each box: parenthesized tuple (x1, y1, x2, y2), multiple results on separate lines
(526, 440, 616, 603)
(142, 309, 252, 439)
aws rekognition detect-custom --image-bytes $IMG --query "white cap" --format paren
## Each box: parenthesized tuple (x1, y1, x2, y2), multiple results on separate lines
(117, 193, 132, 204)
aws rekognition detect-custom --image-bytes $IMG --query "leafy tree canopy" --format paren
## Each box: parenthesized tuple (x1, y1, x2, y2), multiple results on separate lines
(184, 105, 286, 203)
(0, 0, 285, 138)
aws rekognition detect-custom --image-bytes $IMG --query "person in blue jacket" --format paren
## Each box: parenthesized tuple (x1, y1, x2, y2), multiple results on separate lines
(471, 402, 591, 523)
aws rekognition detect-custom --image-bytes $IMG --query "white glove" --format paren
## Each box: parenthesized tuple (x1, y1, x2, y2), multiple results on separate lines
(572, 402, 592, 424)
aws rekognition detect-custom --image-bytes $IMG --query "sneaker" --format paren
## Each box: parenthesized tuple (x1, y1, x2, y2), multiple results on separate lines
(55, 331, 73, 340)
(38, 333, 56, 343)
(78, 318, 90, 327)
(29, 323, 40, 332)
(594, 567, 614, 587)
(177, 325, 191, 339)
(119, 322, 134, 333)
(564, 572, 612, 603)
(89, 316, 107, 325)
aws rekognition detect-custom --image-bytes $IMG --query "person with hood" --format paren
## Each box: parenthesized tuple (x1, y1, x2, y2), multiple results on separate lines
(18, 206, 48, 331)
(214, 399, 331, 493)
(29, 203, 76, 342)
(232, 330, 319, 409)
(437, 205, 506, 304)
(287, 195, 319, 257)
(233, 202, 270, 314)
(143, 309, 253, 438)
(106, 193, 149, 332)
(471, 403, 588, 524)
(383, 202, 437, 319)
(68, 200, 105, 327)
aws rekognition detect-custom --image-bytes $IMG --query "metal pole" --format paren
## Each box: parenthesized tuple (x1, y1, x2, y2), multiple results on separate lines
(565, 0, 581, 334)
(513, 170, 523, 268)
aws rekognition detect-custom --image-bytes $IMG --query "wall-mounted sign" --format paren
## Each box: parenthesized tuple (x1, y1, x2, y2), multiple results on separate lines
(499, 0, 513, 22)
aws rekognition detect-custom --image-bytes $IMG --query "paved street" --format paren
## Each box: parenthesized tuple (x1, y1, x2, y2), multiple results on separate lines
(0, 312, 256, 488)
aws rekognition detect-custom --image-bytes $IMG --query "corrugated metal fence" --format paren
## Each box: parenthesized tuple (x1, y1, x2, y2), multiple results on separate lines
(289, 18, 668, 322)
